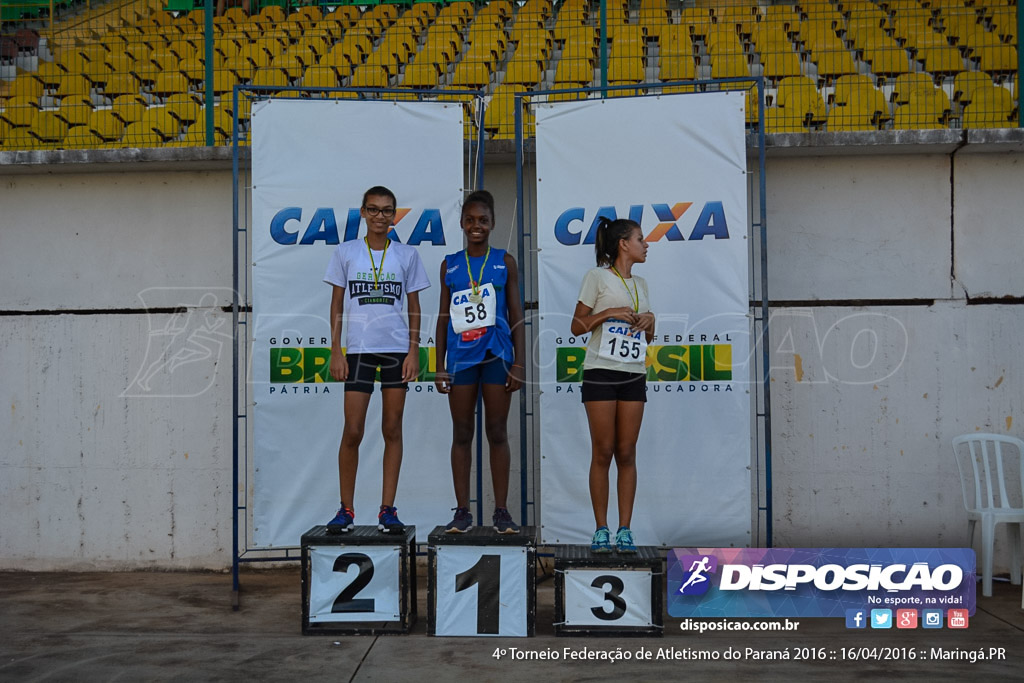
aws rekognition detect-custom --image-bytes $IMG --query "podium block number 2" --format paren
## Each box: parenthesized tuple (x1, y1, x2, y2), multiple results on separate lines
(436, 546, 527, 636)
(564, 569, 653, 627)
(309, 546, 401, 623)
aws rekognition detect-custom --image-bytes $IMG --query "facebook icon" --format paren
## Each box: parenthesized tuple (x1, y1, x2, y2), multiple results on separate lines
(846, 609, 867, 629)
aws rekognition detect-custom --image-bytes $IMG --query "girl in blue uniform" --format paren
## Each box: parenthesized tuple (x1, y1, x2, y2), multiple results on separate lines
(435, 190, 526, 534)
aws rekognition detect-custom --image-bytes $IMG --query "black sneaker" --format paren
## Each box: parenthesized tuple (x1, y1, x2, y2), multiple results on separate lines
(445, 507, 473, 533)
(377, 505, 405, 533)
(326, 505, 354, 534)
(492, 507, 520, 534)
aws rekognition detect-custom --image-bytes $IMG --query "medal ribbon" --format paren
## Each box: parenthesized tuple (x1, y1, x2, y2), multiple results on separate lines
(365, 237, 390, 290)
(611, 266, 639, 312)
(464, 246, 491, 296)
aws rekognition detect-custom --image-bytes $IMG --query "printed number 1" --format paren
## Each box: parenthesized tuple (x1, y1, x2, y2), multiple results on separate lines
(331, 553, 375, 613)
(590, 574, 627, 621)
(454, 554, 501, 634)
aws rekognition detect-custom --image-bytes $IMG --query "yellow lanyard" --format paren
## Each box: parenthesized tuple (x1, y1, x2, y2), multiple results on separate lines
(611, 266, 639, 312)
(364, 237, 390, 289)
(463, 246, 491, 295)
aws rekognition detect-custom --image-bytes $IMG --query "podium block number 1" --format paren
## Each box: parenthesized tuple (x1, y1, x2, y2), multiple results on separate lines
(309, 546, 401, 623)
(436, 546, 527, 636)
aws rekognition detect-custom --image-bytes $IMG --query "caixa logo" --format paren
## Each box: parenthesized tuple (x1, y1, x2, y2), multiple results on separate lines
(554, 202, 730, 246)
(269, 207, 446, 246)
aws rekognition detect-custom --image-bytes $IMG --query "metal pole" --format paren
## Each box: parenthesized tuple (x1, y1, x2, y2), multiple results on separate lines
(756, 77, 773, 547)
(231, 85, 241, 607)
(599, 0, 607, 91)
(1018, 2, 1022, 127)
(514, 94, 528, 526)
(204, 0, 215, 145)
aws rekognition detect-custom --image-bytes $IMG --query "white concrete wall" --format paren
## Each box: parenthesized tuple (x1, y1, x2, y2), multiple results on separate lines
(1, 147, 1022, 571)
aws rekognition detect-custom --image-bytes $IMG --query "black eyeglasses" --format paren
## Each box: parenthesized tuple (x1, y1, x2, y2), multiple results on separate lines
(364, 206, 396, 218)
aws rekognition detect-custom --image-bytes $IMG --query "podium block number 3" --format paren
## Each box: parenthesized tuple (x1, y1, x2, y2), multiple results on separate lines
(309, 546, 401, 623)
(436, 546, 527, 636)
(564, 569, 652, 627)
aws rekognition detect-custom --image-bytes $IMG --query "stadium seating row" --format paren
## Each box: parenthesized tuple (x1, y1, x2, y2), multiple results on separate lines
(0, 0, 1018, 149)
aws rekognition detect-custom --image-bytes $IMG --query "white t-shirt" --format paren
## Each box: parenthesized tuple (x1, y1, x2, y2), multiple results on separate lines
(324, 239, 431, 354)
(577, 267, 651, 374)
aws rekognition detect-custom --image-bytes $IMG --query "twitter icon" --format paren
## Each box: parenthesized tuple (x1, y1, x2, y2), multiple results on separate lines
(870, 609, 893, 629)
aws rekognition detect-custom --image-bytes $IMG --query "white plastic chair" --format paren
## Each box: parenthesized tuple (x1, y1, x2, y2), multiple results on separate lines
(951, 433, 1024, 597)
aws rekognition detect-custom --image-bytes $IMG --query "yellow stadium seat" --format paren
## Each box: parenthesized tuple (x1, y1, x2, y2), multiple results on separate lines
(225, 55, 256, 83)
(111, 95, 147, 124)
(760, 50, 803, 81)
(827, 104, 878, 131)
(28, 110, 69, 146)
(974, 45, 1017, 75)
(251, 67, 290, 89)
(891, 72, 934, 105)
(554, 57, 593, 86)
(271, 53, 306, 81)
(711, 54, 749, 79)
(953, 71, 994, 104)
(57, 74, 93, 98)
(62, 125, 102, 150)
(765, 108, 807, 133)
(302, 65, 340, 91)
(608, 56, 644, 83)
(57, 96, 94, 128)
(659, 54, 696, 82)
(10, 74, 44, 100)
(88, 109, 125, 143)
(351, 64, 390, 89)
(832, 75, 876, 105)
(1, 96, 39, 128)
(152, 71, 191, 98)
(504, 59, 544, 87)
(812, 50, 859, 81)
(139, 107, 180, 142)
(892, 102, 946, 130)
(452, 60, 491, 88)
(165, 93, 201, 125)
(319, 48, 356, 80)
(915, 46, 964, 75)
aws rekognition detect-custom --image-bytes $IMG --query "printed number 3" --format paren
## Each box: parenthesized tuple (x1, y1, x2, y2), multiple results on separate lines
(590, 574, 627, 621)
(331, 553, 375, 613)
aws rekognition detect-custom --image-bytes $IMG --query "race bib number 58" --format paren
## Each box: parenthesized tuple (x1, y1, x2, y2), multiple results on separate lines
(450, 283, 497, 334)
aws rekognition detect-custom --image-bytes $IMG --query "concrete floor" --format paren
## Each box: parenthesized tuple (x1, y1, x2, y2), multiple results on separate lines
(1, 565, 1021, 682)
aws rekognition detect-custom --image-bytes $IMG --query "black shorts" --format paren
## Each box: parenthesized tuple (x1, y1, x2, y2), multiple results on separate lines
(344, 352, 408, 393)
(580, 368, 647, 403)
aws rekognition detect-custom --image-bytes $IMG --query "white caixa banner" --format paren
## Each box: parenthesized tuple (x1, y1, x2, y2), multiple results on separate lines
(251, 99, 464, 546)
(535, 92, 752, 547)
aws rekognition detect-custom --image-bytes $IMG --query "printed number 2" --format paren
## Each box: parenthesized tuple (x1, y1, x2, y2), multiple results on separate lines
(590, 574, 627, 621)
(331, 553, 375, 613)
(454, 554, 501, 634)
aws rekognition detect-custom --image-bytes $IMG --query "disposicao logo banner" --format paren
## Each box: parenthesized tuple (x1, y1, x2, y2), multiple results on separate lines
(667, 548, 976, 618)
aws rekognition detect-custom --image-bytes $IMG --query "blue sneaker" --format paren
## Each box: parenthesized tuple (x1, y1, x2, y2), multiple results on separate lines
(445, 507, 473, 533)
(591, 526, 612, 554)
(326, 505, 354, 534)
(378, 505, 405, 533)
(615, 526, 636, 554)
(493, 507, 520, 534)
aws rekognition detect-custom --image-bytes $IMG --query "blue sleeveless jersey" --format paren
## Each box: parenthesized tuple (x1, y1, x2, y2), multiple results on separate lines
(444, 248, 514, 374)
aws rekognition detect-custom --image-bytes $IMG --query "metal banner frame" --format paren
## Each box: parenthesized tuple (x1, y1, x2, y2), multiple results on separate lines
(514, 77, 772, 549)
(230, 85, 486, 605)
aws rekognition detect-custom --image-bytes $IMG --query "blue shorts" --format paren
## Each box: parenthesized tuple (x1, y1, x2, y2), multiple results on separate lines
(451, 353, 511, 386)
